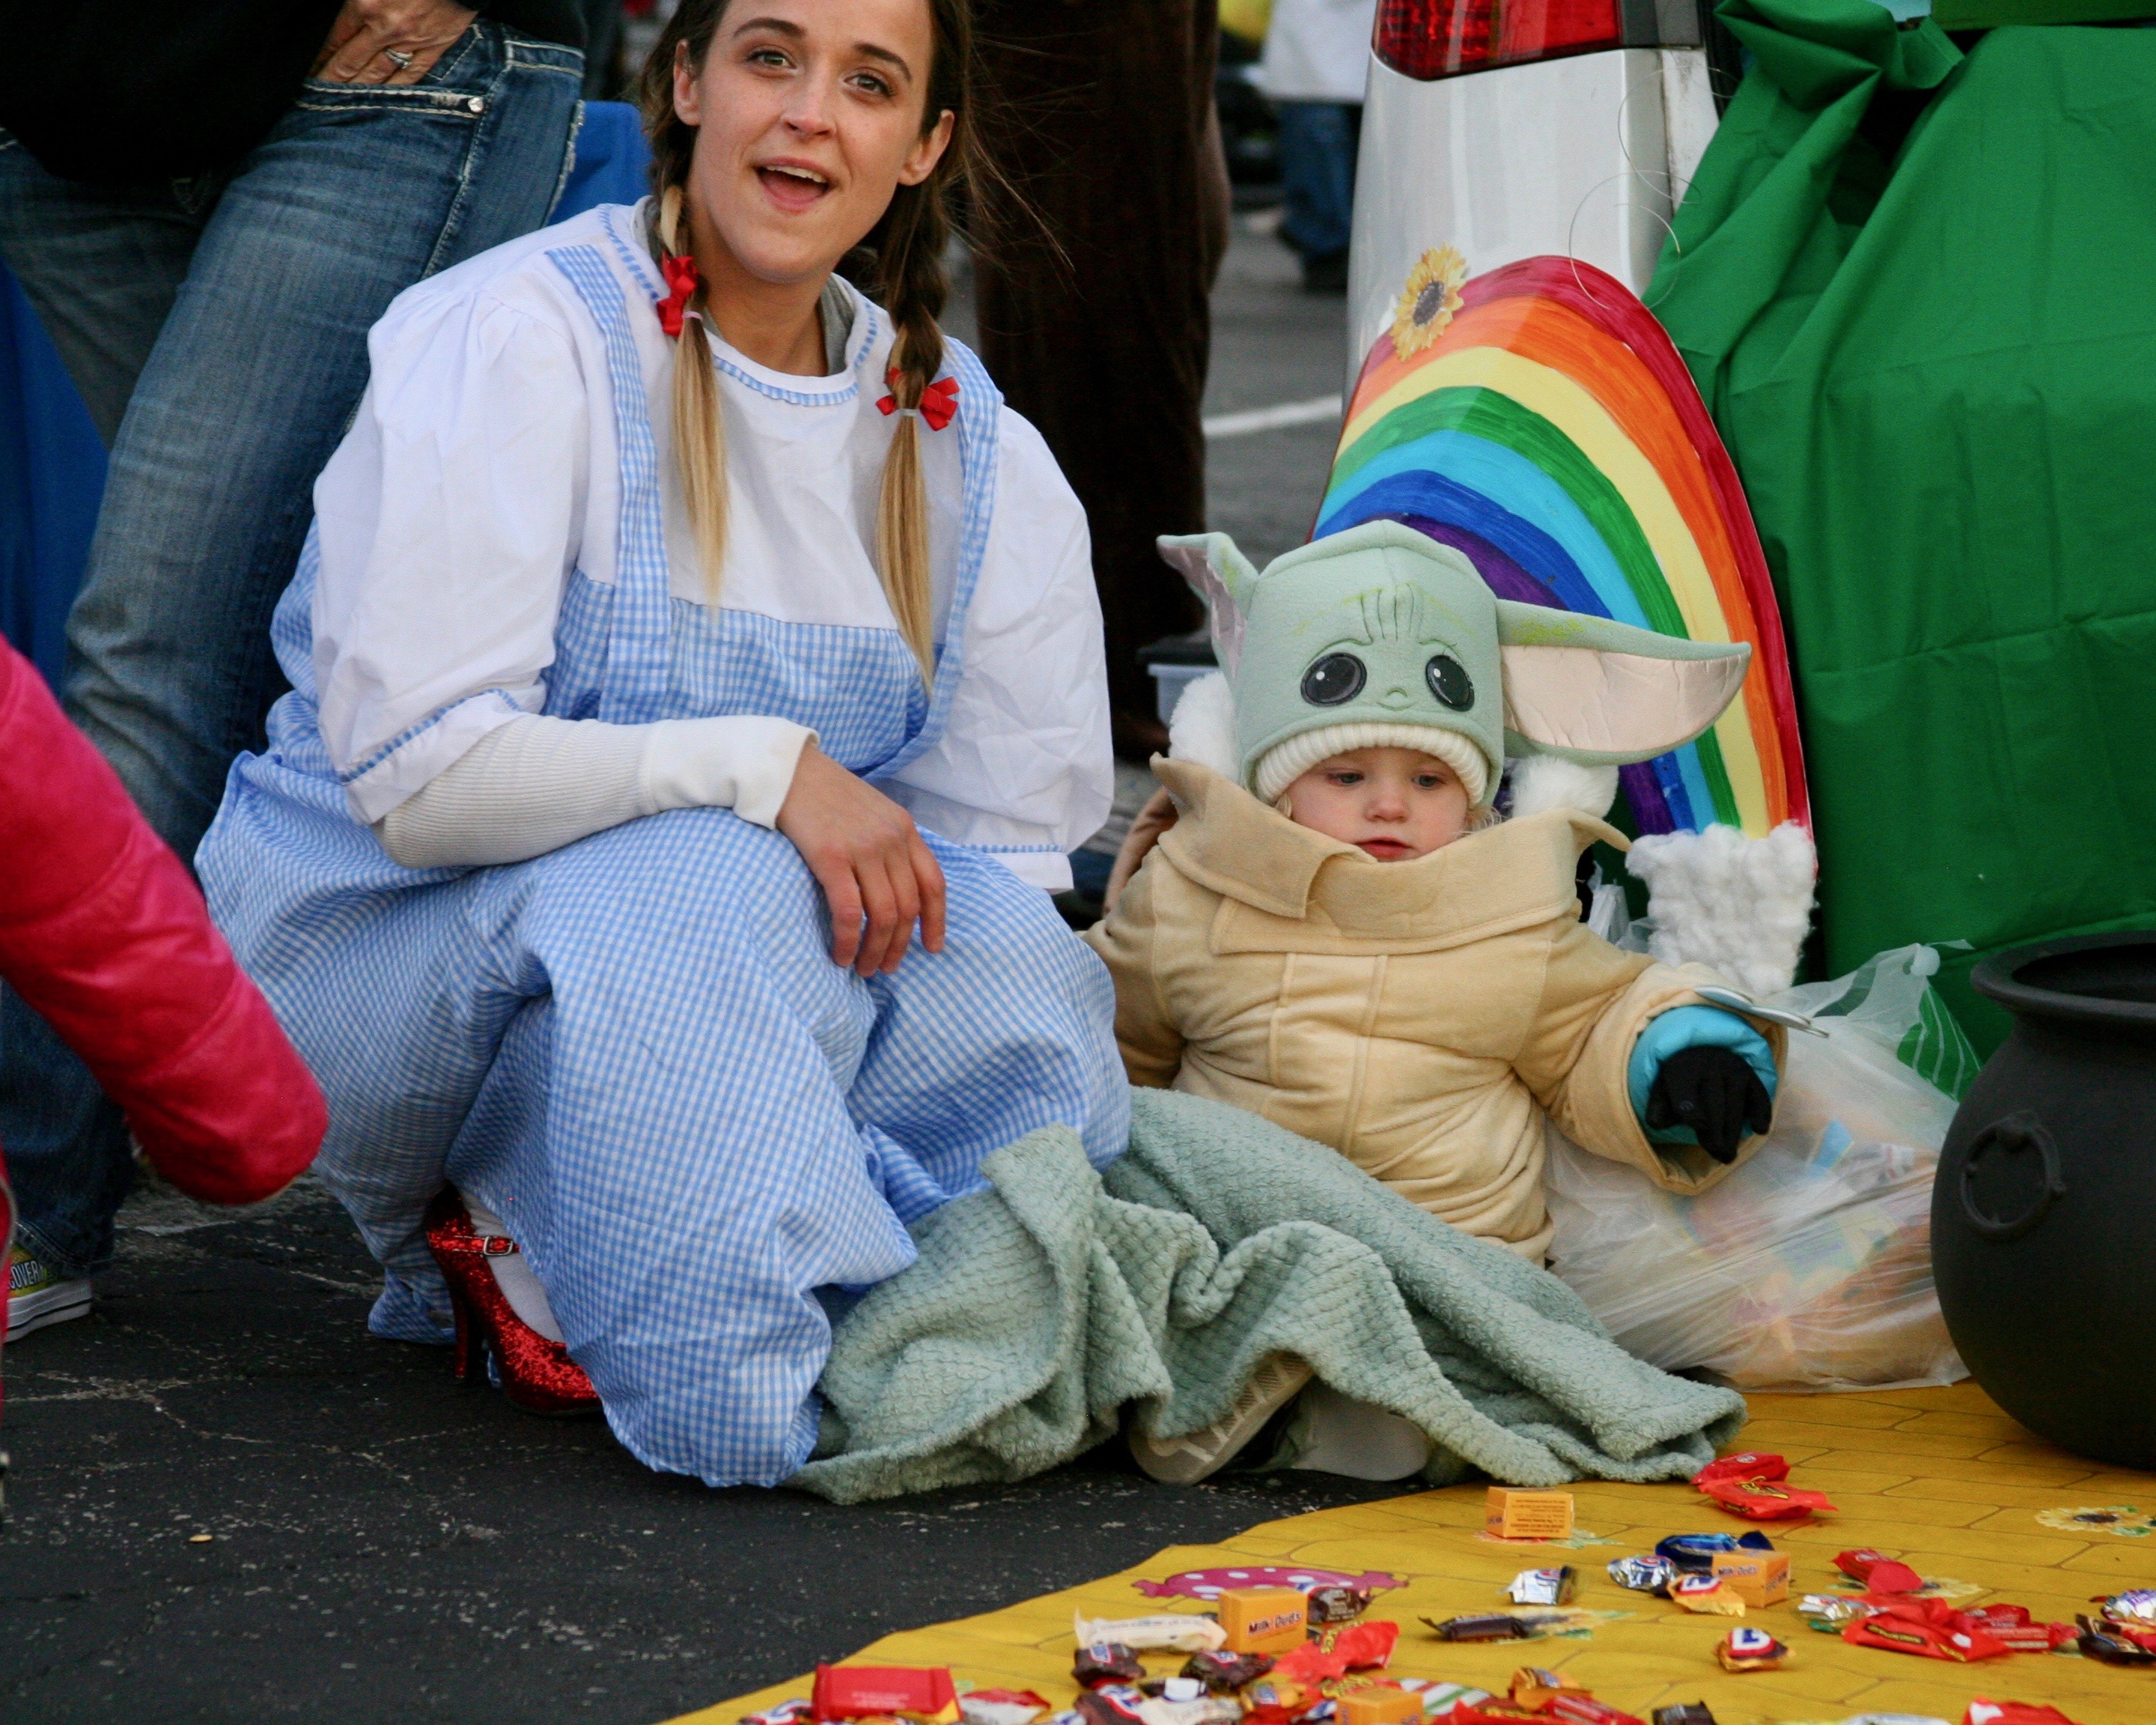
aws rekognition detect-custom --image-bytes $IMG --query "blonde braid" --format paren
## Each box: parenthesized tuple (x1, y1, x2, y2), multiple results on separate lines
(657, 183, 728, 599)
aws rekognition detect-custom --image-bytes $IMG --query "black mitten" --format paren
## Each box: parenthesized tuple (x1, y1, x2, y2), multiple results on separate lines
(1645, 1044, 1773, 1163)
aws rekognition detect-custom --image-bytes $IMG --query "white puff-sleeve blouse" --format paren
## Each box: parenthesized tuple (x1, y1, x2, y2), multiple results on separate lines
(307, 203, 1112, 891)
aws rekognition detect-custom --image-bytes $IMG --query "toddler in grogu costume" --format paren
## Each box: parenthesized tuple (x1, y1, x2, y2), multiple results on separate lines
(1086, 523, 1791, 1477)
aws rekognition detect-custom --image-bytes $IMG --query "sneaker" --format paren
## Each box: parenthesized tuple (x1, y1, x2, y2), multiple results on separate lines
(6, 1246, 92, 1342)
(1128, 1354, 1314, 1484)
(1273, 1380, 1434, 1481)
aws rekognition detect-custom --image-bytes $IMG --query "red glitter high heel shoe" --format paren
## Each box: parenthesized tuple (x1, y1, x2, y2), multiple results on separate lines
(422, 1188, 600, 1418)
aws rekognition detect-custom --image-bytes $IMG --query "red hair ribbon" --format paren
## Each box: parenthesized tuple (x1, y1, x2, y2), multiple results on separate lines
(877, 369, 958, 431)
(657, 253, 701, 338)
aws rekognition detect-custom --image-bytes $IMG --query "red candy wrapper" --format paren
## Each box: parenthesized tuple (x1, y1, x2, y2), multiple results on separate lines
(1692, 1455, 1835, 1521)
(1949, 1606, 2077, 1652)
(959, 1691, 1053, 1725)
(1271, 1643, 1348, 1686)
(1842, 1599, 2009, 1662)
(1693, 1453, 1791, 1487)
(1333, 1622, 1401, 1671)
(1270, 1622, 1401, 1688)
(814, 1667, 961, 1724)
(1834, 1549, 1924, 1595)
(1965, 1703, 2087, 1725)
(1543, 1694, 1648, 1725)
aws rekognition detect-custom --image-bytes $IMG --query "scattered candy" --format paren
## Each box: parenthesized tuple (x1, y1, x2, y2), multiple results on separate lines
(1242, 1677, 1315, 1718)
(1708, 1546, 1788, 1608)
(1308, 1586, 1375, 1626)
(1654, 1533, 1771, 1573)
(1332, 1622, 1399, 1671)
(1841, 1598, 2008, 1662)
(1834, 1550, 1924, 1595)
(1336, 1686, 1423, 1725)
(1076, 1616, 1228, 1655)
(1078, 1687, 1148, 1725)
(1543, 1693, 1645, 1725)
(1412, 1687, 1493, 1724)
(1668, 1575, 1744, 1617)
(1507, 1667, 1589, 1711)
(1798, 1595, 1878, 1628)
(1946, 1606, 2074, 1653)
(1606, 1556, 1675, 1595)
(1179, 1653, 1273, 1692)
(1075, 1646, 1147, 1689)
(1692, 1454, 1836, 1522)
(2074, 1613, 2156, 1665)
(2097, 1586, 2156, 1624)
(1505, 1568, 1577, 1607)
(1485, 1488, 1576, 1542)
(960, 1693, 1052, 1725)
(1964, 1704, 2086, 1725)
(1716, 1627, 1788, 1673)
(813, 1667, 961, 1725)
(1422, 1613, 1530, 1643)
(1218, 1589, 1310, 1655)
(743, 1703, 812, 1725)
(1136, 1697, 1242, 1725)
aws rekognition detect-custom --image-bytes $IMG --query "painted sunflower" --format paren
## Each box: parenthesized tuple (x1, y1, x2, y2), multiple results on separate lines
(1391, 246, 1470, 359)
(2035, 1505, 2156, 1536)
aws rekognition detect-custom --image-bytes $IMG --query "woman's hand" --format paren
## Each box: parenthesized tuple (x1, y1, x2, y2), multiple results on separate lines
(776, 743, 946, 976)
(314, 0, 478, 86)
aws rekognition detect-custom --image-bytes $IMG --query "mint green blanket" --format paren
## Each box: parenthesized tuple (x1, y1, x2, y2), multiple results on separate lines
(791, 1090, 1746, 1504)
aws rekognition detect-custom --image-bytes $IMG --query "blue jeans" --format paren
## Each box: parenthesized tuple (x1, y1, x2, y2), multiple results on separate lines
(0, 24, 582, 1277)
(1276, 100, 1362, 263)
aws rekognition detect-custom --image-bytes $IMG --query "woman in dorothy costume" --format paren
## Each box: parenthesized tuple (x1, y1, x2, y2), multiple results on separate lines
(198, 0, 1129, 1485)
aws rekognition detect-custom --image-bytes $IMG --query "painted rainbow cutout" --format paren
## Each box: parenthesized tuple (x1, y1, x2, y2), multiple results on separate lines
(1315, 255, 1807, 837)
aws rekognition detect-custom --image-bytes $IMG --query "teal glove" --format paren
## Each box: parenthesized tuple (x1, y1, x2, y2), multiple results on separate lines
(1627, 1006, 1777, 1161)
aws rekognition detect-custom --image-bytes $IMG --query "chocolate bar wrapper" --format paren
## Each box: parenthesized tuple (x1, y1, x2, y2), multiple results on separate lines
(1075, 1646, 1148, 1689)
(1308, 1586, 1376, 1626)
(1076, 1615, 1228, 1655)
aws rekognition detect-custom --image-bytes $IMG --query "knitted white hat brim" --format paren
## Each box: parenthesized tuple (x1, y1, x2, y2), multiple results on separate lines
(1252, 722, 1491, 806)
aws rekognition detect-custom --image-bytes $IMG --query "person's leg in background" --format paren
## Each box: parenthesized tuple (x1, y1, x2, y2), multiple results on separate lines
(972, 0, 1228, 755)
(0, 22, 582, 1292)
(579, 0, 624, 99)
(1273, 99, 1360, 293)
(0, 150, 219, 1316)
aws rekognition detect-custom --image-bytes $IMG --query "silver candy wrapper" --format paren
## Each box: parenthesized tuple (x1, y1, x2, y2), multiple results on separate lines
(1797, 1594, 1880, 1625)
(1505, 1567, 1577, 1606)
(1605, 1555, 1675, 1594)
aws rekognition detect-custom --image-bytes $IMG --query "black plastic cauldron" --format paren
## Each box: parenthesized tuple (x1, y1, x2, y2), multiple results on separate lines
(1934, 931, 2156, 1467)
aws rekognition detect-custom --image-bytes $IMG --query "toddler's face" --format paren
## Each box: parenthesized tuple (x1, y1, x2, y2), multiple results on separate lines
(1281, 746, 1473, 861)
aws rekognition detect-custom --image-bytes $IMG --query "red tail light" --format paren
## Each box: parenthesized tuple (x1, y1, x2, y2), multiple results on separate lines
(1374, 0, 1693, 81)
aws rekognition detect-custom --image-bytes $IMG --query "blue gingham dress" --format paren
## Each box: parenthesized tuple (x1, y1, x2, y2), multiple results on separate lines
(198, 225, 1129, 1487)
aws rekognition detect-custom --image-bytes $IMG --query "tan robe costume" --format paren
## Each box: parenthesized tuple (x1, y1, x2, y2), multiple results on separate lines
(1083, 758, 1785, 1260)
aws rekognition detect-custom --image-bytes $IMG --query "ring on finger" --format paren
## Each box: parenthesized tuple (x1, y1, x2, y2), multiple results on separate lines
(384, 48, 415, 69)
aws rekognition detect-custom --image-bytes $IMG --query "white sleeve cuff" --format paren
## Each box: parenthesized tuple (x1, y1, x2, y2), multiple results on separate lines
(639, 717, 817, 830)
(990, 849, 1074, 892)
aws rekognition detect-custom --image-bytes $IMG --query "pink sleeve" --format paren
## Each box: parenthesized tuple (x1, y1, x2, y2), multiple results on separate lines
(0, 639, 324, 1205)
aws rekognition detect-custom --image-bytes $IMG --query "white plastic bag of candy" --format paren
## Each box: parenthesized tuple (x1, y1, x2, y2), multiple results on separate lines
(1542, 945, 1971, 1392)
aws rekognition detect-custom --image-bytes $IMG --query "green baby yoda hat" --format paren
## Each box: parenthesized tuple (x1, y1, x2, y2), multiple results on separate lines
(1156, 520, 1754, 809)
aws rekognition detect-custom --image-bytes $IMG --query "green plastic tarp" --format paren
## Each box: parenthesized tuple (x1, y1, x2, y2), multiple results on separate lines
(1648, 0, 2156, 1050)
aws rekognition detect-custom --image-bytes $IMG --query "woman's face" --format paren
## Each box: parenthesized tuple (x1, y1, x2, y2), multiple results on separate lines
(672, 0, 953, 287)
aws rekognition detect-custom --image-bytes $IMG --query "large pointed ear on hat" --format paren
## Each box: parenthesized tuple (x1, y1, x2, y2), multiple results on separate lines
(1157, 532, 1258, 678)
(1494, 600, 1752, 764)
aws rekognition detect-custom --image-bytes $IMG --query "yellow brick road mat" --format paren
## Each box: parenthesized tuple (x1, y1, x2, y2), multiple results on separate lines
(667, 1384, 2156, 1725)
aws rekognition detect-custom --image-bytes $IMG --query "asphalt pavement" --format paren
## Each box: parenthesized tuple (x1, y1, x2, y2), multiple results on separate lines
(0, 222, 1368, 1724)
